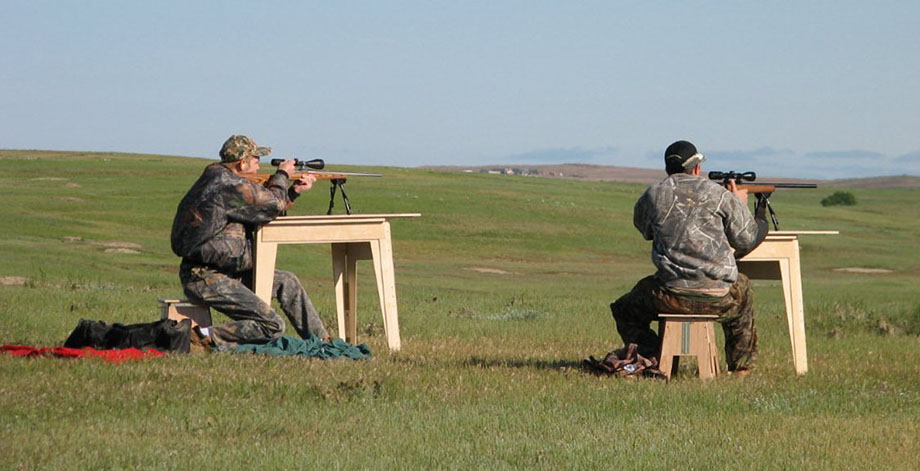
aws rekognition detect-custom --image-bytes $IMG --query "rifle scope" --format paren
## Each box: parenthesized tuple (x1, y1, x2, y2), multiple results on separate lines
(269, 158, 325, 170)
(709, 171, 756, 182)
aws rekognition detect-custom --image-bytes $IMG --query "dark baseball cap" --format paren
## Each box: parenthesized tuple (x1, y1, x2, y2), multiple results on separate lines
(664, 140, 706, 169)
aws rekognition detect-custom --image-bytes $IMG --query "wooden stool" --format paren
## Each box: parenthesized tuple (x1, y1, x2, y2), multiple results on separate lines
(658, 314, 720, 380)
(158, 299, 212, 328)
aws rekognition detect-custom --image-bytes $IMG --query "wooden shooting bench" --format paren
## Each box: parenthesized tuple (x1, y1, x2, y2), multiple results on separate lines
(737, 230, 838, 375)
(251, 214, 420, 351)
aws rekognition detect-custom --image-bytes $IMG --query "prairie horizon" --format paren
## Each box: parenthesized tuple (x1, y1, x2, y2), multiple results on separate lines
(1, 149, 919, 469)
(4, 148, 918, 188)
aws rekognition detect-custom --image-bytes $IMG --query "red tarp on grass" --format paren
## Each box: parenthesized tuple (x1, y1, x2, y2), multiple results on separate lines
(1, 345, 165, 363)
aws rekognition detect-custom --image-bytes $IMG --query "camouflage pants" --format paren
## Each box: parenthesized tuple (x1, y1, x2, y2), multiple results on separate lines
(609, 273, 757, 371)
(179, 262, 329, 347)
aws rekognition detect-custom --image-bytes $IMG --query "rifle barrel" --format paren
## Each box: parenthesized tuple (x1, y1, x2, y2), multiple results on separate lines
(745, 183, 817, 188)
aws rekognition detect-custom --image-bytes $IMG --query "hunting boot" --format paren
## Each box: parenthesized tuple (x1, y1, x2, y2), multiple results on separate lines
(189, 326, 213, 353)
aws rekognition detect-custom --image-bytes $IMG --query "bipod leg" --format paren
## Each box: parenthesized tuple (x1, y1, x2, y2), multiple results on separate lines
(757, 193, 780, 230)
(326, 179, 351, 215)
(326, 180, 339, 215)
(337, 179, 352, 214)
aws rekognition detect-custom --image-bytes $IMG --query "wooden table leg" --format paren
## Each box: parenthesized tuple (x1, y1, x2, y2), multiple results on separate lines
(778, 256, 808, 375)
(252, 233, 278, 304)
(786, 240, 808, 374)
(345, 245, 358, 343)
(333, 243, 364, 344)
(332, 243, 348, 341)
(370, 240, 387, 332)
(377, 223, 401, 351)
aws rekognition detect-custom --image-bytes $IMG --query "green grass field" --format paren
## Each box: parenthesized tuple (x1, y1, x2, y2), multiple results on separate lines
(1, 150, 919, 470)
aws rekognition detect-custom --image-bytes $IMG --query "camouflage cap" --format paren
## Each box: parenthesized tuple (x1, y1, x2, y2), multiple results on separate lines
(219, 135, 272, 163)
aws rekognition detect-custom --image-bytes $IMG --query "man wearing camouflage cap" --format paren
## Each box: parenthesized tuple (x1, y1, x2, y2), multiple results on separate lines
(171, 135, 330, 349)
(609, 140, 769, 375)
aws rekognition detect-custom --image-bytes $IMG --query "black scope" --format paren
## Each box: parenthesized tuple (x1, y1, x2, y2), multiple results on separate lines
(708, 171, 756, 182)
(269, 158, 325, 170)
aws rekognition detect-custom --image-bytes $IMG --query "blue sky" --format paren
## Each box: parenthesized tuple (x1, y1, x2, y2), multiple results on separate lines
(2, 1, 917, 178)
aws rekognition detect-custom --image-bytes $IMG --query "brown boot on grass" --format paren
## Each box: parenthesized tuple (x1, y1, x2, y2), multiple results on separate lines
(189, 327, 213, 353)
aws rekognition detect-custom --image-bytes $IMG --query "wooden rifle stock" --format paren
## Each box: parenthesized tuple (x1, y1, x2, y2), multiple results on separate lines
(737, 184, 778, 194)
(240, 171, 382, 185)
(736, 183, 817, 194)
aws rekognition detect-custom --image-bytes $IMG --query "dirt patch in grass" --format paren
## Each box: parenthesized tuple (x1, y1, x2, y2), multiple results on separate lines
(465, 267, 516, 275)
(833, 267, 894, 274)
(60, 237, 143, 251)
(96, 241, 143, 249)
(104, 248, 141, 254)
(0, 276, 29, 286)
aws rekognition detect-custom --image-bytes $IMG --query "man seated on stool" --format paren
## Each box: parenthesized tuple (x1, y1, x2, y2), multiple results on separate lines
(610, 140, 769, 375)
(170, 134, 331, 349)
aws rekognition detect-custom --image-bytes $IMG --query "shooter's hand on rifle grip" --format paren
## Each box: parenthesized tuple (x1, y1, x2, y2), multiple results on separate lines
(292, 173, 316, 194)
(277, 159, 296, 176)
(728, 179, 748, 205)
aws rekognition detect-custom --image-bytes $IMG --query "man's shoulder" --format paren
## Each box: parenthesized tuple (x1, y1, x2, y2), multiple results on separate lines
(199, 162, 253, 185)
(638, 174, 730, 212)
(664, 174, 729, 198)
(202, 162, 229, 175)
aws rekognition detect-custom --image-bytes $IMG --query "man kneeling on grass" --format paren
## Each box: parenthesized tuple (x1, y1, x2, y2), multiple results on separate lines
(170, 135, 330, 349)
(609, 140, 769, 375)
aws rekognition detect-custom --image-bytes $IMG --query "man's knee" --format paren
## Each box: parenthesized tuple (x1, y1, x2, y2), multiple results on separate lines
(274, 270, 300, 285)
(273, 270, 306, 294)
(610, 293, 635, 323)
(733, 273, 753, 298)
(264, 313, 286, 339)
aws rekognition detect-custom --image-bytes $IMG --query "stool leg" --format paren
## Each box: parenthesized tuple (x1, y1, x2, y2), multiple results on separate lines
(707, 322, 720, 376)
(658, 321, 681, 380)
(686, 322, 719, 379)
(690, 322, 713, 379)
(659, 318, 722, 380)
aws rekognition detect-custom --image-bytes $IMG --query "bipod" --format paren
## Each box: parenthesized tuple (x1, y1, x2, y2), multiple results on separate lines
(326, 178, 353, 215)
(756, 193, 780, 230)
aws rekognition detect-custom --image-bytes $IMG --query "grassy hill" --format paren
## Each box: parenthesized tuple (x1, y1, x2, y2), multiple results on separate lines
(1, 150, 919, 470)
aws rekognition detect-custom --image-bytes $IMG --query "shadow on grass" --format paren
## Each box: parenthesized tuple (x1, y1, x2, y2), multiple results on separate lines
(462, 355, 584, 371)
(390, 351, 588, 371)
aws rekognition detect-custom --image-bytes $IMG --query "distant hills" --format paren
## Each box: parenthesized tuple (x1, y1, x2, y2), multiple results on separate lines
(823, 175, 920, 188)
(424, 163, 919, 188)
(2, 150, 916, 188)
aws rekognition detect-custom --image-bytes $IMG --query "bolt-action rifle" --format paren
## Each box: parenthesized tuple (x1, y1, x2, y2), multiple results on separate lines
(241, 158, 381, 215)
(708, 171, 817, 230)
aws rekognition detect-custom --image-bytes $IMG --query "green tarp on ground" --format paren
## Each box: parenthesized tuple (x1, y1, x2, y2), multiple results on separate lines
(231, 335, 371, 360)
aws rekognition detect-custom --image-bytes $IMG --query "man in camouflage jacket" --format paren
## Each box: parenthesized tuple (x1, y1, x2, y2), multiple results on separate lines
(610, 140, 769, 373)
(171, 135, 330, 348)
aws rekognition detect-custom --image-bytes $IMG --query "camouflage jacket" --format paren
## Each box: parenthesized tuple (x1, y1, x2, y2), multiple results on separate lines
(633, 173, 766, 296)
(171, 163, 292, 273)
